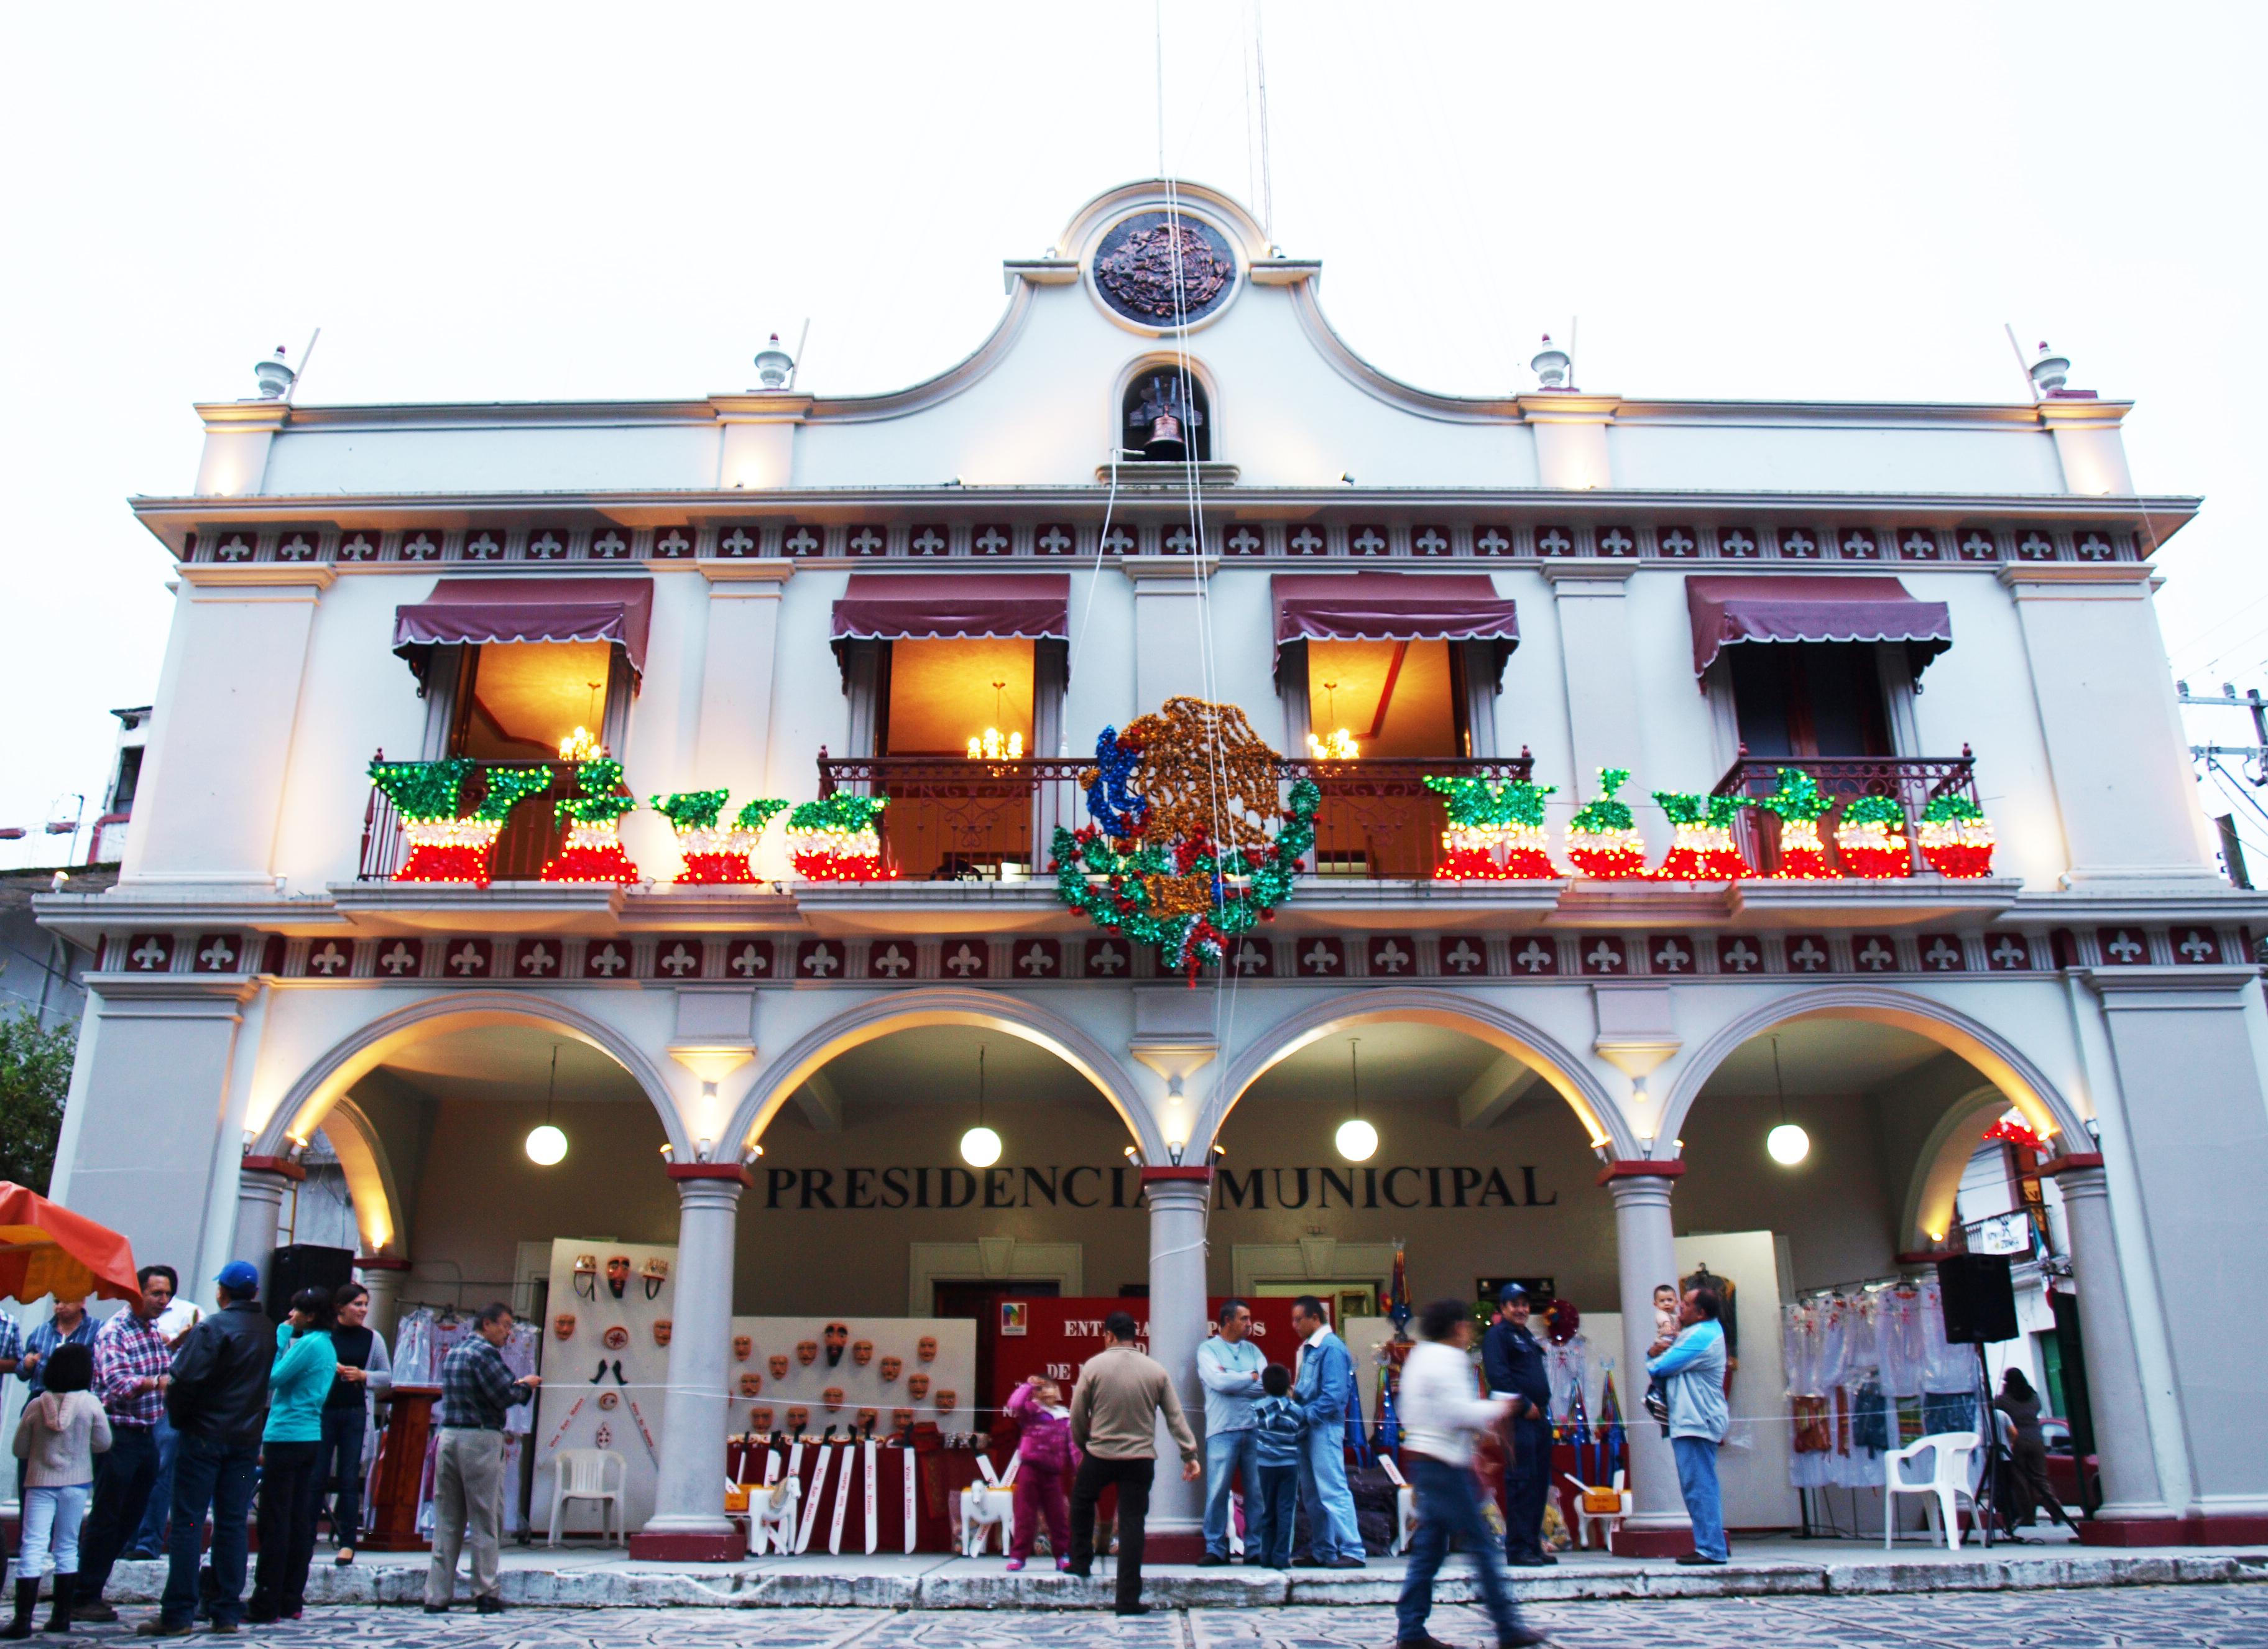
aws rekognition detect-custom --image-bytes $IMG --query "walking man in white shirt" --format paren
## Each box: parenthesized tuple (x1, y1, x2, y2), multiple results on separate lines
(1393, 1299, 1545, 1649)
(1195, 1299, 1266, 1565)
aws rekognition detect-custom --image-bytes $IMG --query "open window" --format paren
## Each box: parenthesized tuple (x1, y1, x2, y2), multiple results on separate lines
(391, 576, 650, 878)
(1302, 639, 1469, 760)
(1726, 642, 1891, 759)
(1271, 573, 1522, 877)
(1685, 575, 1950, 763)
(448, 640, 620, 760)
(830, 575, 1071, 879)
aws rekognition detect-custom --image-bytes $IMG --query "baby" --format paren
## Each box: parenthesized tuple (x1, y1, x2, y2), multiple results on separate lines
(1644, 1283, 1680, 1433)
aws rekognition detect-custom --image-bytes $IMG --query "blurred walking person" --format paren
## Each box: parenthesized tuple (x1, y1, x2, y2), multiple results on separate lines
(1393, 1300, 1544, 1649)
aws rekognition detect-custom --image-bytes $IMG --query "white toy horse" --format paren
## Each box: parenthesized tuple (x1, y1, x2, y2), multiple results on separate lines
(750, 1474, 801, 1556)
(960, 1457, 1023, 1558)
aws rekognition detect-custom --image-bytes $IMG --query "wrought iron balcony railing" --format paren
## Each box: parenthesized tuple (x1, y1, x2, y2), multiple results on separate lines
(814, 749, 1538, 882)
(1710, 747, 1981, 877)
(356, 755, 591, 882)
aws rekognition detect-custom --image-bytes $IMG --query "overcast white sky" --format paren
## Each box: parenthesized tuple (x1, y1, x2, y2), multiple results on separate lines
(3, 4, 2263, 862)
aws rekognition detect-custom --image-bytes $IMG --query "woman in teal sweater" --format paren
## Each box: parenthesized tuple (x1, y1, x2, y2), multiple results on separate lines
(249, 1288, 338, 1623)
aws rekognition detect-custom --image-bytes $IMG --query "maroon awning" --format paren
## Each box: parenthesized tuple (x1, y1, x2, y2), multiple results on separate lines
(831, 574, 1069, 647)
(1273, 572, 1519, 685)
(393, 576, 654, 682)
(1685, 575, 1952, 679)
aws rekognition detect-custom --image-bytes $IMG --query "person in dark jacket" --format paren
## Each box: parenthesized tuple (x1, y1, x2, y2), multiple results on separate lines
(1480, 1283, 1555, 1566)
(134, 1263, 272, 1639)
(1994, 1368, 2077, 1534)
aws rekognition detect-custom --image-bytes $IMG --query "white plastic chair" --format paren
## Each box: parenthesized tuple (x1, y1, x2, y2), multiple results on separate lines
(1560, 1469, 1630, 1551)
(1883, 1431, 1981, 1551)
(548, 1448, 627, 1548)
(1376, 1456, 1419, 1556)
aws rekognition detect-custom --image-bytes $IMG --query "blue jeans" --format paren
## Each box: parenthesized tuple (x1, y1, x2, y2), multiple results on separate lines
(311, 1406, 369, 1548)
(1298, 1424, 1362, 1563)
(1396, 1454, 1528, 1645)
(162, 1433, 259, 1629)
(76, 1423, 160, 1597)
(1202, 1428, 1258, 1558)
(1247, 1463, 1299, 1567)
(128, 1414, 179, 1556)
(1672, 1435, 1728, 1561)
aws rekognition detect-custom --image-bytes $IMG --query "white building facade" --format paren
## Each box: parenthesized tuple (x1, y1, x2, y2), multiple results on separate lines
(39, 181, 2268, 1557)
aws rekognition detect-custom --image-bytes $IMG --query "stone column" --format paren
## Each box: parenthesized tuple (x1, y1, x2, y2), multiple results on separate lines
(1604, 1162, 1691, 1556)
(1142, 1168, 1212, 1561)
(233, 1156, 303, 1305)
(355, 1255, 413, 1342)
(629, 1165, 748, 1561)
(2043, 1155, 2175, 1533)
(1544, 562, 1648, 824)
(2089, 968, 2268, 1533)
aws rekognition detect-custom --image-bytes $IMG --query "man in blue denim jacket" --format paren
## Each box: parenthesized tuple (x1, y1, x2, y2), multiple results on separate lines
(1289, 1296, 1364, 1568)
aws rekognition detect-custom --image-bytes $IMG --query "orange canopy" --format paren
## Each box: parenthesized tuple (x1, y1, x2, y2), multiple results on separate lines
(0, 1183, 141, 1306)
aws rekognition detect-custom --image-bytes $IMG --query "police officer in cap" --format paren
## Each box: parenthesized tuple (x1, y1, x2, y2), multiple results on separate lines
(1481, 1283, 1555, 1566)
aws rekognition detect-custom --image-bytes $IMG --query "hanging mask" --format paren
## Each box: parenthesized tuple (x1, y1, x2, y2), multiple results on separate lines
(597, 1390, 620, 1411)
(653, 1319, 673, 1348)
(907, 1372, 930, 1400)
(553, 1313, 577, 1342)
(823, 1322, 849, 1367)
(891, 1408, 915, 1433)
(769, 1354, 790, 1380)
(642, 1257, 669, 1300)
(856, 1408, 878, 1433)
(785, 1406, 809, 1436)
(796, 1340, 819, 1367)
(739, 1372, 763, 1398)
(879, 1356, 902, 1382)
(916, 1335, 938, 1363)
(573, 1255, 597, 1300)
(852, 1339, 874, 1367)
(733, 1335, 752, 1362)
(605, 1256, 631, 1299)
(822, 1386, 844, 1411)
(603, 1326, 629, 1351)
(594, 1422, 614, 1449)
(936, 1389, 957, 1413)
(750, 1406, 773, 1434)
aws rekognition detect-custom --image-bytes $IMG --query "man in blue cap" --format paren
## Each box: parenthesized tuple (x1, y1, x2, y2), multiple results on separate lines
(1481, 1283, 1554, 1566)
(136, 1262, 273, 1638)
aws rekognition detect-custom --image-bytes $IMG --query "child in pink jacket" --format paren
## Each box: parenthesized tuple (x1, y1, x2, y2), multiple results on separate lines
(1003, 1375, 1079, 1571)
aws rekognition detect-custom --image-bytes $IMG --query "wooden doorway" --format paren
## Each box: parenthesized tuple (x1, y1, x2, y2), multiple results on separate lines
(934, 1280, 1062, 1425)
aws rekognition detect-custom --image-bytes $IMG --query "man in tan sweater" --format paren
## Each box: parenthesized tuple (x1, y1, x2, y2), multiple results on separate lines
(1066, 1311, 1201, 1617)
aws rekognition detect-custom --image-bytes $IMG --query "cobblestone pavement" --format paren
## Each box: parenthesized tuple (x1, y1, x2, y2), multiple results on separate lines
(53, 1585, 2268, 1647)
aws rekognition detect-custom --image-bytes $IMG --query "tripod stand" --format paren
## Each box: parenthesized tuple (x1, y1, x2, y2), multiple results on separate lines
(1971, 1342, 2006, 1548)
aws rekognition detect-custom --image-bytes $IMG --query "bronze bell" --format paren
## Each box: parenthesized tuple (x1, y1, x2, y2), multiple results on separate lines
(1142, 410, 1186, 461)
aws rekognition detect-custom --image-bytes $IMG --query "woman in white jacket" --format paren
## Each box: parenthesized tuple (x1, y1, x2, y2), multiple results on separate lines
(1393, 1300, 1545, 1649)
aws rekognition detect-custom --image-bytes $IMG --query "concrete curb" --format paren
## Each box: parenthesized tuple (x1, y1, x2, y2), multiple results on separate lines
(93, 1550, 2268, 1610)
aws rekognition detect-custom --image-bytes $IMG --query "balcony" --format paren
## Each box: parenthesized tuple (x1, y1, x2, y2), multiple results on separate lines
(1710, 747, 1981, 878)
(356, 755, 590, 883)
(814, 751, 1539, 883)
